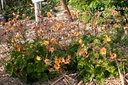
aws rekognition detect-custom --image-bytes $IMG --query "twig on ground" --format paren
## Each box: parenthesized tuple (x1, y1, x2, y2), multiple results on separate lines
(63, 77, 72, 85)
(64, 74, 72, 80)
(63, 78, 69, 85)
(77, 80, 83, 85)
(51, 75, 64, 85)
(117, 61, 124, 85)
(74, 70, 84, 79)
(68, 73, 77, 77)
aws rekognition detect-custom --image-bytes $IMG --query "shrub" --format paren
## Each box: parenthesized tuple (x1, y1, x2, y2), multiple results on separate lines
(68, 34, 127, 83)
(69, 0, 128, 15)
(1, 13, 72, 83)
(0, 0, 59, 20)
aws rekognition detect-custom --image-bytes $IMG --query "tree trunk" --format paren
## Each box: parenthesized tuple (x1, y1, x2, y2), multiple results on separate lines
(60, 0, 73, 22)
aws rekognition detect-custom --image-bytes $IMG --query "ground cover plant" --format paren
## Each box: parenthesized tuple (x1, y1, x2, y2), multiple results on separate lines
(0, 2, 128, 85)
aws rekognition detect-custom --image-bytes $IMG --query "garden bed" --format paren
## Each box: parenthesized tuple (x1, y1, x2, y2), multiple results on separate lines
(0, 5, 128, 85)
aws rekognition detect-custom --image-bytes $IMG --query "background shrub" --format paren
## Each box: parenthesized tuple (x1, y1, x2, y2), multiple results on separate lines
(69, 0, 128, 15)
(0, 0, 60, 21)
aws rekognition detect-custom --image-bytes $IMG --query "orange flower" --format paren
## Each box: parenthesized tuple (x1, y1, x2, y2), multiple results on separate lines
(95, 12, 100, 17)
(59, 58, 65, 63)
(11, 38, 15, 43)
(0, 21, 2, 25)
(25, 16, 30, 21)
(59, 22, 65, 28)
(124, 24, 128, 30)
(78, 48, 85, 56)
(67, 55, 71, 60)
(16, 15, 20, 19)
(110, 53, 117, 59)
(16, 43, 21, 52)
(100, 47, 107, 55)
(50, 38, 57, 44)
(81, 44, 85, 47)
(109, 9, 118, 14)
(8, 21, 14, 26)
(124, 26, 128, 30)
(106, 36, 111, 42)
(43, 40, 49, 46)
(15, 32, 20, 38)
(79, 39, 83, 45)
(102, 25, 107, 30)
(74, 32, 80, 37)
(49, 47, 54, 53)
(44, 59, 51, 65)
(22, 54, 25, 57)
(55, 58, 65, 64)
(53, 24, 59, 29)
(93, 20, 98, 25)
(113, 24, 118, 28)
(54, 58, 60, 65)
(47, 12, 51, 17)
(54, 64, 60, 70)
(11, 19, 16, 24)
(12, 12, 16, 16)
(11, 26, 15, 31)
(61, 58, 65, 63)
(71, 12, 77, 18)
(64, 59, 70, 64)
(36, 55, 41, 61)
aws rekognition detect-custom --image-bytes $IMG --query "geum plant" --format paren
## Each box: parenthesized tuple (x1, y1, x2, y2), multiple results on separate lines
(67, 33, 127, 83)
(66, 7, 128, 83)
(1, 13, 73, 83)
(1, 6, 128, 84)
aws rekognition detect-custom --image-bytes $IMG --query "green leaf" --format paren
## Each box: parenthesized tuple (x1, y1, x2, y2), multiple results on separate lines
(5, 62, 14, 75)
(41, 73, 49, 81)
(93, 38, 101, 44)
(55, 50, 65, 58)
(68, 43, 79, 56)
(95, 72, 105, 83)
(36, 73, 42, 79)
(77, 57, 85, 70)
(14, 55, 22, 66)
(35, 62, 45, 72)
(94, 52, 99, 58)
(19, 58, 27, 70)
(27, 63, 34, 73)
(106, 66, 116, 73)
(85, 64, 94, 73)
(83, 73, 92, 82)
